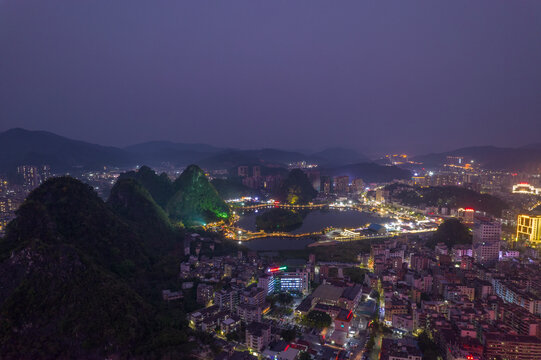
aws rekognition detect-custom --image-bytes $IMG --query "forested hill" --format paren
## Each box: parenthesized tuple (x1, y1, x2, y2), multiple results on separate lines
(386, 184, 508, 217)
(0, 177, 193, 359)
(118, 164, 230, 226)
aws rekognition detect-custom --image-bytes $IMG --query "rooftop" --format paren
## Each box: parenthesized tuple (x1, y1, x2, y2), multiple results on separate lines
(312, 284, 343, 303)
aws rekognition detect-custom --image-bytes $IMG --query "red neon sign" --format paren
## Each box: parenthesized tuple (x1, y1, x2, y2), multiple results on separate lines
(268, 266, 287, 272)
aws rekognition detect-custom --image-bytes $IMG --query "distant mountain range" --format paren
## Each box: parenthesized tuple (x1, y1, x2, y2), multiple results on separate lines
(412, 145, 541, 172)
(0, 128, 371, 172)
(0, 128, 132, 172)
(4, 128, 538, 176)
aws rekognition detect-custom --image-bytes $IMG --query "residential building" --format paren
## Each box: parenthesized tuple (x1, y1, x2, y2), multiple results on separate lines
(246, 322, 271, 351)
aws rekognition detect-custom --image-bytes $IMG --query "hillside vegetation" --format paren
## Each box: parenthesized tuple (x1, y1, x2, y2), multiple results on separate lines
(120, 164, 230, 226)
(0, 177, 192, 359)
(387, 184, 508, 217)
(276, 169, 317, 205)
(168, 165, 230, 225)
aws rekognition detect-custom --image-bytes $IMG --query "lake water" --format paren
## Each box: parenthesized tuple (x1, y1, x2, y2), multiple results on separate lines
(238, 209, 392, 250)
(237, 208, 391, 234)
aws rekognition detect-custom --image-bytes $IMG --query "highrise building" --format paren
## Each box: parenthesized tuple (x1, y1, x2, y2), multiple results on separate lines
(334, 176, 349, 194)
(473, 217, 501, 243)
(237, 166, 249, 177)
(472, 217, 501, 266)
(215, 288, 239, 313)
(278, 270, 309, 294)
(196, 284, 214, 305)
(483, 334, 541, 360)
(375, 188, 389, 203)
(17, 165, 41, 189)
(320, 176, 333, 194)
(473, 241, 500, 266)
(41, 165, 51, 181)
(257, 275, 276, 295)
(245, 322, 271, 351)
(516, 214, 541, 248)
(352, 178, 364, 193)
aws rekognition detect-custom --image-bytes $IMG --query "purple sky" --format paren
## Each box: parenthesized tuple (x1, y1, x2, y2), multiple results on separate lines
(1, 1, 541, 156)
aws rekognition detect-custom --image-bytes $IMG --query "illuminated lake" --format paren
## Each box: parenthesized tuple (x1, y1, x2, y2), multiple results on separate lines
(236, 208, 392, 235)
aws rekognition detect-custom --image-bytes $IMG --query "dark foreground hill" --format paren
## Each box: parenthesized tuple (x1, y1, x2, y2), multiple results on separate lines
(0, 177, 191, 359)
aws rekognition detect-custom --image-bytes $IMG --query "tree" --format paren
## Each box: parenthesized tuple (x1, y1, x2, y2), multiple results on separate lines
(365, 336, 375, 352)
(226, 330, 241, 342)
(276, 169, 317, 205)
(211, 178, 259, 199)
(118, 165, 175, 209)
(389, 185, 508, 217)
(427, 218, 471, 249)
(301, 310, 332, 329)
(298, 351, 312, 360)
(328, 267, 339, 278)
(344, 267, 368, 284)
(0, 177, 192, 358)
(255, 208, 303, 232)
(278, 292, 294, 305)
(417, 331, 442, 360)
(167, 165, 230, 225)
(280, 329, 297, 342)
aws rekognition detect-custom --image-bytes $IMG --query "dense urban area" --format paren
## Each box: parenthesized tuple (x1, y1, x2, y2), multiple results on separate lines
(1, 133, 541, 360)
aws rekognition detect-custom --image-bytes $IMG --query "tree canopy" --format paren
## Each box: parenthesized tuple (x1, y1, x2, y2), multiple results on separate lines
(301, 310, 332, 329)
(0, 177, 191, 358)
(118, 165, 175, 209)
(276, 169, 317, 205)
(428, 218, 472, 249)
(387, 185, 508, 217)
(119, 164, 230, 226)
(167, 165, 230, 225)
(255, 208, 304, 232)
(211, 178, 259, 200)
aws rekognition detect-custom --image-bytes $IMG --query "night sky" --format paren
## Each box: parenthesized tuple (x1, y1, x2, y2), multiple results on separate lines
(1, 1, 540, 156)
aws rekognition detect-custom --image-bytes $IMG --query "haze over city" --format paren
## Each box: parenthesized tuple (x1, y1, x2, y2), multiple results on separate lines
(2, 2, 541, 360)
(2, 1, 541, 155)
